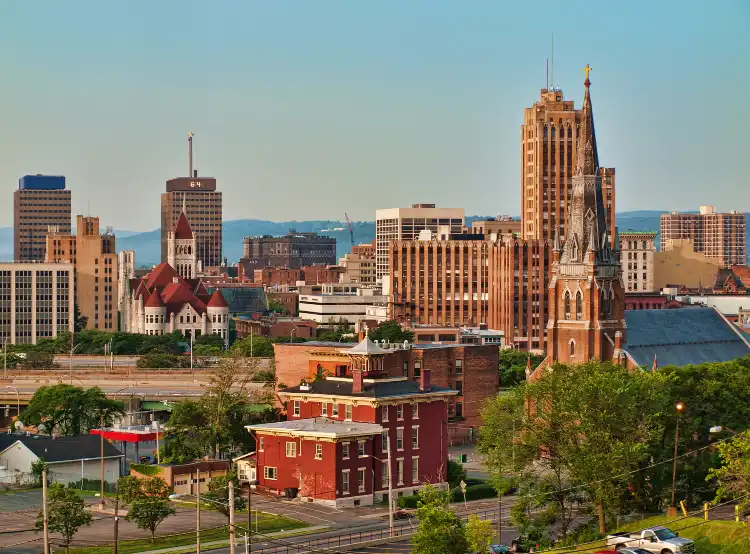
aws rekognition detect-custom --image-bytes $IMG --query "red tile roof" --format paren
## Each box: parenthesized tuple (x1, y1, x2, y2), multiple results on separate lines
(173, 212, 193, 240)
(145, 263, 185, 290)
(161, 281, 207, 314)
(207, 290, 229, 308)
(144, 291, 166, 308)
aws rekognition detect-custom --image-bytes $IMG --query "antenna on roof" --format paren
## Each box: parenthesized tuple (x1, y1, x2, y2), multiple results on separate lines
(551, 33, 555, 90)
(188, 132, 194, 178)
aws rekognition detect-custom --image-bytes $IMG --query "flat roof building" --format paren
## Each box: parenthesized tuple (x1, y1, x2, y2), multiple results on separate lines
(13, 175, 71, 262)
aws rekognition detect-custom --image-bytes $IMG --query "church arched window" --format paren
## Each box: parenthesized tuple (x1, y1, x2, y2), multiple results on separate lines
(564, 291, 571, 319)
(576, 291, 583, 320)
(569, 340, 576, 358)
(605, 288, 612, 317)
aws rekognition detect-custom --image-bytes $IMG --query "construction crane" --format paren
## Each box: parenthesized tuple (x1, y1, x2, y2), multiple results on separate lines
(345, 213, 355, 251)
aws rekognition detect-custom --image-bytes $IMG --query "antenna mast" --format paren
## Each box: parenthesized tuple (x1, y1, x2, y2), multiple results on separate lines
(188, 132, 194, 177)
(551, 33, 555, 90)
(546, 58, 549, 91)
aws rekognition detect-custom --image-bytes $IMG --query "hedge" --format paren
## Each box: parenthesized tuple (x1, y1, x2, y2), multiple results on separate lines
(395, 482, 499, 509)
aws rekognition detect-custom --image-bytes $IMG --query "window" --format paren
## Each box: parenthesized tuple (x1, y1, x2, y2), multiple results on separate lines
(412, 457, 419, 483)
(259, 437, 264, 451)
(403, 361, 409, 377)
(264, 467, 277, 480)
(564, 291, 571, 319)
(293, 400, 300, 417)
(358, 441, 366, 457)
(575, 291, 583, 320)
(381, 463, 388, 486)
(315, 444, 323, 459)
(342, 442, 350, 459)
(358, 468, 366, 492)
(412, 426, 419, 449)
(455, 402, 463, 418)
(397, 459, 404, 485)
(382, 405, 389, 422)
(412, 403, 419, 419)
(382, 431, 388, 451)
(397, 405, 404, 420)
(414, 362, 421, 377)
(332, 403, 339, 417)
(455, 359, 463, 374)
(345, 404, 352, 420)
(322, 402, 328, 417)
(569, 340, 576, 358)
(286, 442, 296, 457)
(396, 428, 404, 450)
(342, 470, 350, 495)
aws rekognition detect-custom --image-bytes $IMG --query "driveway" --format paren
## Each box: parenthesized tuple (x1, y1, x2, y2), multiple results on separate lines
(0, 490, 42, 513)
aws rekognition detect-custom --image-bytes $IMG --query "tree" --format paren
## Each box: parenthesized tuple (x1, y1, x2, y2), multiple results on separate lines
(127, 500, 176, 541)
(447, 459, 467, 489)
(498, 350, 545, 387)
(73, 303, 88, 332)
(36, 483, 92, 553)
(708, 431, 750, 515)
(117, 475, 143, 505)
(268, 299, 287, 314)
(205, 471, 247, 522)
(22, 385, 125, 436)
(368, 320, 414, 344)
(466, 514, 494, 554)
(230, 335, 274, 357)
(479, 360, 667, 536)
(30, 458, 48, 487)
(411, 485, 469, 554)
(194, 333, 225, 349)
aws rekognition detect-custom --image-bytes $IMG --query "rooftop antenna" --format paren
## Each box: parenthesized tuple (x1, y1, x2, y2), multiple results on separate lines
(546, 57, 549, 91)
(188, 132, 194, 178)
(551, 33, 555, 90)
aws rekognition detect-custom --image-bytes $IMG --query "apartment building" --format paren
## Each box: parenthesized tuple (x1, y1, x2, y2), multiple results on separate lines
(470, 216, 521, 238)
(339, 241, 376, 285)
(619, 231, 657, 293)
(242, 231, 336, 270)
(13, 175, 72, 262)
(660, 206, 746, 266)
(0, 262, 74, 345)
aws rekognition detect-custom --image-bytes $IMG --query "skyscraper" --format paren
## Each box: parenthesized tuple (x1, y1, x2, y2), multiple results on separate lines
(13, 175, 71, 261)
(161, 134, 223, 270)
(520, 87, 615, 245)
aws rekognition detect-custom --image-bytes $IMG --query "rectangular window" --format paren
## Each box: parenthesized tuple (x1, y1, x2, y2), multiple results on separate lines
(345, 404, 353, 420)
(358, 441, 365, 457)
(403, 361, 409, 377)
(259, 437, 264, 451)
(293, 400, 300, 417)
(381, 463, 388, 487)
(382, 431, 388, 451)
(396, 428, 404, 450)
(322, 402, 328, 417)
(396, 405, 404, 420)
(358, 468, 366, 493)
(382, 405, 389, 422)
(414, 362, 421, 377)
(455, 359, 463, 374)
(315, 443, 323, 460)
(456, 402, 463, 418)
(412, 403, 419, 419)
(332, 403, 339, 417)
(397, 459, 404, 485)
(342, 442, 350, 459)
(264, 467, 277, 480)
(285, 442, 296, 457)
(342, 470, 350, 495)
(412, 457, 419, 483)
(412, 426, 419, 449)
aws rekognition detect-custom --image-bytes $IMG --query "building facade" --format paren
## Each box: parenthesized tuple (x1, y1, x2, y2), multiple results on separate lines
(375, 205, 464, 280)
(45, 216, 118, 331)
(470, 217, 521, 238)
(520, 88, 615, 244)
(0, 262, 74, 345)
(242, 232, 337, 270)
(660, 206, 746, 267)
(298, 284, 387, 328)
(339, 242, 377, 286)
(653, 239, 721, 292)
(619, 231, 657, 293)
(160, 176, 223, 270)
(13, 175, 72, 262)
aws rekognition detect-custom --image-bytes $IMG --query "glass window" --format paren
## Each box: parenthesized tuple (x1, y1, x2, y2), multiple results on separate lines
(397, 428, 404, 450)
(342, 471, 350, 494)
(414, 362, 421, 377)
(285, 442, 296, 457)
(315, 444, 323, 459)
(264, 467, 277, 480)
(412, 457, 419, 483)
(397, 405, 404, 420)
(332, 403, 339, 417)
(358, 469, 366, 492)
(382, 405, 389, 422)
(342, 443, 350, 459)
(358, 441, 365, 457)
(381, 431, 388, 451)
(412, 403, 419, 419)
(293, 400, 300, 417)
(345, 404, 352, 420)
(259, 437, 264, 451)
(321, 403, 328, 417)
(397, 460, 404, 485)
(455, 359, 463, 374)
(412, 427, 419, 449)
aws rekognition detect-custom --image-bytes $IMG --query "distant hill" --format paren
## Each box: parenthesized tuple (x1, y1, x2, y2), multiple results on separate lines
(1, 211, 747, 266)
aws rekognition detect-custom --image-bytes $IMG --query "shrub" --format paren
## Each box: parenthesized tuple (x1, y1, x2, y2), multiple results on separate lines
(451, 483, 497, 502)
(396, 494, 420, 509)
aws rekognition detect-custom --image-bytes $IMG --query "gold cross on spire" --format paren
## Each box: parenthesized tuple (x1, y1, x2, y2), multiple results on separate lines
(584, 64, 592, 81)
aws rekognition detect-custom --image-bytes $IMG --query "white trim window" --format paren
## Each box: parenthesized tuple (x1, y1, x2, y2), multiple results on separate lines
(397, 459, 404, 485)
(293, 400, 300, 417)
(342, 470, 350, 495)
(264, 467, 277, 480)
(358, 468, 366, 493)
(285, 442, 296, 458)
(381, 431, 388, 451)
(412, 457, 419, 483)
(381, 463, 389, 487)
(358, 440, 366, 457)
(258, 437, 264, 451)
(342, 442, 350, 459)
(321, 402, 328, 417)
(382, 405, 389, 422)
(396, 427, 404, 451)
(412, 426, 419, 449)
(396, 404, 404, 420)
(315, 443, 323, 460)
(332, 403, 339, 417)
(345, 404, 353, 421)
(412, 402, 419, 419)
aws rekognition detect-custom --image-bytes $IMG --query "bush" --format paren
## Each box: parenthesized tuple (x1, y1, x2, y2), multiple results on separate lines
(447, 459, 467, 489)
(130, 464, 163, 476)
(451, 483, 497, 502)
(396, 494, 421, 509)
(137, 353, 191, 369)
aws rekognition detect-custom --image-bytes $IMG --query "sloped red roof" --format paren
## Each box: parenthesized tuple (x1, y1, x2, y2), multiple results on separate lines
(134, 280, 151, 302)
(161, 281, 207, 314)
(145, 263, 185, 290)
(144, 291, 166, 308)
(207, 290, 229, 308)
(173, 212, 193, 240)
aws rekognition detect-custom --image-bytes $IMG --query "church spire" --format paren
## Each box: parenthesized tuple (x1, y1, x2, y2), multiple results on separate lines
(575, 64, 599, 177)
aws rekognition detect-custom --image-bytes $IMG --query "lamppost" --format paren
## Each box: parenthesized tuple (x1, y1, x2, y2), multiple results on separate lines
(3, 386, 20, 419)
(69, 337, 82, 385)
(290, 328, 296, 344)
(709, 426, 739, 436)
(669, 401, 685, 516)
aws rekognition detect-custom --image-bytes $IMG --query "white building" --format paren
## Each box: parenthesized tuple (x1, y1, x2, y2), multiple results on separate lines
(619, 231, 657, 292)
(0, 262, 74, 345)
(299, 284, 388, 329)
(375, 204, 464, 279)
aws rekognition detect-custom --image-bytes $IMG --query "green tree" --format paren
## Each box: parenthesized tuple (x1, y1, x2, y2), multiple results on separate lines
(411, 485, 469, 554)
(205, 471, 247, 522)
(30, 458, 48, 487)
(231, 335, 274, 357)
(367, 320, 414, 344)
(73, 303, 88, 332)
(268, 299, 287, 314)
(21, 351, 56, 369)
(194, 333, 225, 349)
(447, 459, 467, 489)
(117, 475, 143, 505)
(126, 500, 176, 541)
(498, 350, 545, 387)
(466, 514, 493, 554)
(708, 431, 750, 515)
(192, 344, 222, 357)
(22, 385, 125, 436)
(36, 483, 92, 554)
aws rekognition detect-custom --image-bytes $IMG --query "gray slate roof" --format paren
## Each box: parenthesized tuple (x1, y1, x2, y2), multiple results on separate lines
(624, 307, 750, 368)
(0, 433, 123, 463)
(281, 378, 457, 399)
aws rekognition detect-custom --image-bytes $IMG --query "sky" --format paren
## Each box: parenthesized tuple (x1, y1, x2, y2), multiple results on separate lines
(1, 0, 748, 231)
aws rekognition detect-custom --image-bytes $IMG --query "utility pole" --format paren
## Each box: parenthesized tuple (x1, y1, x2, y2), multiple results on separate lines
(42, 469, 50, 554)
(100, 412, 106, 508)
(228, 480, 236, 554)
(497, 492, 502, 545)
(386, 435, 394, 537)
(69, 333, 75, 385)
(155, 420, 161, 465)
(196, 468, 201, 554)
(113, 482, 120, 554)
(247, 485, 252, 550)
(3, 339, 7, 378)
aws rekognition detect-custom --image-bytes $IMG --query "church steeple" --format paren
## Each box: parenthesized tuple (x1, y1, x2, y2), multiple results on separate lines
(575, 65, 599, 177)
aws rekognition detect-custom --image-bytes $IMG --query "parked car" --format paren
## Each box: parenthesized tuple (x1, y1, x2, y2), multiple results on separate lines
(616, 548, 654, 554)
(606, 526, 695, 553)
(490, 546, 510, 553)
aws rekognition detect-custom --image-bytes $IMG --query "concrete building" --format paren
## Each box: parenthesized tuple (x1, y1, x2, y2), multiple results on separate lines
(0, 262, 74, 345)
(390, 236, 491, 327)
(653, 239, 721, 292)
(298, 284, 387, 329)
(410, 325, 505, 347)
(45, 216, 118, 331)
(660, 206, 746, 267)
(470, 216, 521, 238)
(339, 242, 377, 286)
(13, 175, 71, 262)
(520, 85, 615, 244)
(117, 250, 136, 325)
(241, 231, 337, 270)
(234, 315, 317, 340)
(619, 231, 657, 293)
(161, 168, 223, 270)
(375, 205, 464, 280)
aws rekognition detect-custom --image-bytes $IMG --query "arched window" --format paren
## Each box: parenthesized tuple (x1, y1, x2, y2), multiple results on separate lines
(569, 340, 575, 358)
(599, 289, 606, 317)
(605, 289, 612, 317)
(564, 291, 571, 319)
(576, 291, 583, 320)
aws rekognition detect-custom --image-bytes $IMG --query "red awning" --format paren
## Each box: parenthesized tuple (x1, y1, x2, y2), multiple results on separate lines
(90, 429, 164, 443)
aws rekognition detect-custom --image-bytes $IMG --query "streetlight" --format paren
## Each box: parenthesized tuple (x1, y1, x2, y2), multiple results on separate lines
(290, 328, 296, 344)
(69, 337, 82, 385)
(670, 401, 685, 515)
(3, 386, 20, 420)
(710, 426, 739, 436)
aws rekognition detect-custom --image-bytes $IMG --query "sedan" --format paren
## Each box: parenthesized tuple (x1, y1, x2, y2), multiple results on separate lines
(616, 550, 652, 554)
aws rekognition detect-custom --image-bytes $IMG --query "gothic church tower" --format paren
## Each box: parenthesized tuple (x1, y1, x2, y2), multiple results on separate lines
(167, 201, 198, 279)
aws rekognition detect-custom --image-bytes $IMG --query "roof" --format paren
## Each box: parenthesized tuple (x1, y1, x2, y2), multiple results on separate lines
(0, 434, 123, 463)
(247, 418, 384, 439)
(144, 290, 165, 308)
(173, 211, 193, 240)
(344, 336, 389, 355)
(624, 307, 750, 368)
(207, 290, 229, 308)
(279, 377, 458, 400)
(713, 268, 747, 293)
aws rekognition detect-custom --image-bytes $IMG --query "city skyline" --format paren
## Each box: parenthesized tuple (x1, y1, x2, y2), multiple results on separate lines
(1, 0, 748, 231)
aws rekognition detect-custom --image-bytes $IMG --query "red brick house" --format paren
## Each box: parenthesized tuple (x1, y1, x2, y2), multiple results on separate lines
(247, 337, 457, 508)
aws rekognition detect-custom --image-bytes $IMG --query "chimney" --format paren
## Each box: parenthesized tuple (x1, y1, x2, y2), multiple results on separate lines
(419, 368, 431, 392)
(352, 369, 363, 394)
(614, 331, 623, 350)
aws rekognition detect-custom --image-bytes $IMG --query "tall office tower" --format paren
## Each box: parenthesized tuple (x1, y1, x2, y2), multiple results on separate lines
(619, 231, 657, 293)
(46, 216, 119, 331)
(161, 134, 223, 270)
(13, 175, 72, 261)
(520, 89, 616, 244)
(0, 262, 74, 345)
(375, 204, 464, 280)
(660, 206, 747, 267)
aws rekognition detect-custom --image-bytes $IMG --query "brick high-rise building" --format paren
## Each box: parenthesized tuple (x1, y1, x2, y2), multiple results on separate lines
(520, 88, 615, 245)
(46, 216, 118, 331)
(13, 175, 71, 262)
(660, 206, 746, 267)
(241, 231, 337, 270)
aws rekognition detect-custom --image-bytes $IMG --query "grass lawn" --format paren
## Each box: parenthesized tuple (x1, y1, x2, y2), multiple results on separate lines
(552, 515, 750, 553)
(68, 512, 306, 554)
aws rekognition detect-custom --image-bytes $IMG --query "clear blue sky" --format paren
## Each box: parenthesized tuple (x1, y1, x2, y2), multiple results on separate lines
(1, 0, 747, 231)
